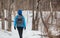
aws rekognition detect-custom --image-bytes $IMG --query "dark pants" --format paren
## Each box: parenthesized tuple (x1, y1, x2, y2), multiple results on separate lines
(17, 27, 23, 38)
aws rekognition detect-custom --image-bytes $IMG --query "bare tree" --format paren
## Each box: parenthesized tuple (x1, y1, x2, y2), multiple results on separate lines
(32, 0, 40, 30)
(7, 0, 14, 31)
(1, 0, 5, 30)
(32, 0, 35, 30)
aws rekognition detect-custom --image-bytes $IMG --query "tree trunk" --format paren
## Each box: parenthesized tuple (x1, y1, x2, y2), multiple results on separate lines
(1, 0, 5, 30)
(7, 0, 12, 31)
(32, 0, 40, 30)
(0, 2, 1, 18)
(32, 0, 35, 30)
(34, 0, 40, 30)
(7, 11, 12, 31)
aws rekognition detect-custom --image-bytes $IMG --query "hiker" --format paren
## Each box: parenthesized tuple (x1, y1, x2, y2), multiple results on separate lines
(14, 9, 26, 38)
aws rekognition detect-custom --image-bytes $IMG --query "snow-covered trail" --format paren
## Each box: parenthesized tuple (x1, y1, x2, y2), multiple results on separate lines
(0, 24, 41, 38)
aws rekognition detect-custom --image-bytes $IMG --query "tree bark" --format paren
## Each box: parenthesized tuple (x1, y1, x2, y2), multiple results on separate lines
(32, 0, 35, 30)
(1, 0, 5, 30)
(7, 0, 12, 31)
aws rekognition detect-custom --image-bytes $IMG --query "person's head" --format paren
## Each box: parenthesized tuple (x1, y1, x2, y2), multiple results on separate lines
(18, 9, 22, 15)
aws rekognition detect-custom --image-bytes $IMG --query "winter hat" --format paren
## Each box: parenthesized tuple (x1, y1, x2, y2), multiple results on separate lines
(18, 9, 22, 15)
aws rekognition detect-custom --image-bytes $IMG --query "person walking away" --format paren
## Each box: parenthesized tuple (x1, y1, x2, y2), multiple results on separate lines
(14, 9, 26, 38)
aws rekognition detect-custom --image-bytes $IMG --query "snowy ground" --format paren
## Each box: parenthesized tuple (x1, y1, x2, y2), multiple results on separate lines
(0, 24, 41, 38)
